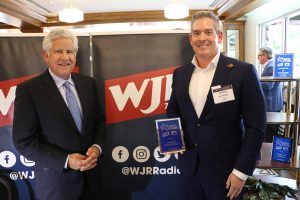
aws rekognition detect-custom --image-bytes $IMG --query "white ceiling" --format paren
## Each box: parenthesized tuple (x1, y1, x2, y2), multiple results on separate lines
(32, 0, 216, 15)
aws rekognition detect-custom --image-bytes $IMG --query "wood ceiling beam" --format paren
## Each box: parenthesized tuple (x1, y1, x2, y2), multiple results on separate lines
(0, 12, 22, 27)
(0, 0, 47, 28)
(216, 0, 272, 20)
(0, 22, 15, 29)
(20, 21, 43, 33)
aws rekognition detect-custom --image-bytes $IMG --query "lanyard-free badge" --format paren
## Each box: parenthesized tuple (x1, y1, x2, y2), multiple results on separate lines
(211, 84, 235, 104)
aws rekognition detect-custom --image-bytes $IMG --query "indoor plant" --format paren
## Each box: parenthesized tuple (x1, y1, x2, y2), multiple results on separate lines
(243, 176, 298, 200)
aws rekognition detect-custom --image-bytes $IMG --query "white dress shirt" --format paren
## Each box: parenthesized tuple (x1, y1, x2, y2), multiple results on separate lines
(189, 54, 219, 118)
(189, 53, 248, 181)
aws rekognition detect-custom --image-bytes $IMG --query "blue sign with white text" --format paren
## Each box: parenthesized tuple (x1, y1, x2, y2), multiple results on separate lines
(274, 53, 294, 78)
(272, 136, 293, 162)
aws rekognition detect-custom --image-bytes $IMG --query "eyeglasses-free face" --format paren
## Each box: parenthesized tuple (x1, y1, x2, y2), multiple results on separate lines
(189, 17, 222, 62)
(43, 38, 76, 80)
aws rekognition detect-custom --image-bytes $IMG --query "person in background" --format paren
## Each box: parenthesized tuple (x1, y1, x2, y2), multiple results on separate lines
(167, 11, 266, 200)
(258, 47, 283, 142)
(12, 28, 105, 200)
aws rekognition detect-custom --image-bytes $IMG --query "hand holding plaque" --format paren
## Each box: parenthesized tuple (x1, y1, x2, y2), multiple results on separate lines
(155, 118, 186, 155)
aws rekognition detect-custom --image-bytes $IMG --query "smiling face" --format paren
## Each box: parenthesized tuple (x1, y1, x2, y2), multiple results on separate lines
(43, 37, 76, 80)
(189, 17, 223, 62)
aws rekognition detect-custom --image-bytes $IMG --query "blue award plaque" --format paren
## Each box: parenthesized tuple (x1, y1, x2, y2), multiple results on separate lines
(155, 118, 185, 154)
(272, 136, 293, 163)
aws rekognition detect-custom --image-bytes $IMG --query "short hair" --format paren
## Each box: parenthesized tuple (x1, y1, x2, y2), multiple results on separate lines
(43, 28, 78, 54)
(190, 11, 222, 33)
(259, 47, 273, 59)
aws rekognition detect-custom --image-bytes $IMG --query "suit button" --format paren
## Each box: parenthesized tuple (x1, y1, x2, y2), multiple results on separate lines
(196, 123, 200, 127)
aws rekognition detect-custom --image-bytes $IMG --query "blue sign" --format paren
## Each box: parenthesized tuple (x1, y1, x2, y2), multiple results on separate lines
(272, 136, 293, 162)
(274, 53, 294, 78)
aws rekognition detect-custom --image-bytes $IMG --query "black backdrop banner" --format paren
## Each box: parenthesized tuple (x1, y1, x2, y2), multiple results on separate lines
(0, 32, 194, 200)
(92, 33, 194, 200)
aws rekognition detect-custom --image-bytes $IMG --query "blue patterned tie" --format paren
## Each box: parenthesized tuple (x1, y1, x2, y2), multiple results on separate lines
(63, 81, 82, 133)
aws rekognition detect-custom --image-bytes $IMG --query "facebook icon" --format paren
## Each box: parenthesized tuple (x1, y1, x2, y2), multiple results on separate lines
(4, 155, 9, 164)
(0, 151, 16, 168)
(112, 146, 129, 163)
(118, 150, 123, 159)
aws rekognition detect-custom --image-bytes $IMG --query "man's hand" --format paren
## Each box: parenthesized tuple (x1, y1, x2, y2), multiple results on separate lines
(226, 173, 245, 200)
(67, 153, 87, 170)
(80, 146, 100, 171)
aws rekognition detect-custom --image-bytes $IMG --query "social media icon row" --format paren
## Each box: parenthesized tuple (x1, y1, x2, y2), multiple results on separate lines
(0, 151, 35, 168)
(112, 146, 178, 163)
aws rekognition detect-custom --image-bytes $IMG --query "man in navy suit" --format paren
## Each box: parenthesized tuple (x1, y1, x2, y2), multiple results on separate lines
(167, 11, 266, 200)
(259, 47, 283, 142)
(13, 29, 105, 200)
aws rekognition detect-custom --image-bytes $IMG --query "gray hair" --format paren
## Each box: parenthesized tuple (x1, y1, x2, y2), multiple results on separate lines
(191, 11, 222, 33)
(259, 47, 273, 59)
(43, 28, 78, 53)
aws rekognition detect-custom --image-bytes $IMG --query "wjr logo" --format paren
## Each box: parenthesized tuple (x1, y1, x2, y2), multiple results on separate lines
(0, 75, 36, 127)
(105, 66, 177, 124)
(10, 171, 35, 180)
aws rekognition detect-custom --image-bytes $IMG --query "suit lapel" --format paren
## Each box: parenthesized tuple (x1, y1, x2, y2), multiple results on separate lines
(199, 54, 233, 120)
(261, 61, 272, 76)
(41, 70, 80, 134)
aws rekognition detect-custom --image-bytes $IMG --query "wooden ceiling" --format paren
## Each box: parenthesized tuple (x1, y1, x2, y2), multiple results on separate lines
(0, 0, 271, 33)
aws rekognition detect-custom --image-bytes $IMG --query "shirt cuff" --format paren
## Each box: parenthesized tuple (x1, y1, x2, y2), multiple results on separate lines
(64, 154, 69, 169)
(92, 144, 102, 157)
(232, 169, 248, 181)
(64, 145, 102, 169)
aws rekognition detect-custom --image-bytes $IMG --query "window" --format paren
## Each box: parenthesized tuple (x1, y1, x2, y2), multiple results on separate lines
(287, 12, 300, 73)
(260, 19, 283, 54)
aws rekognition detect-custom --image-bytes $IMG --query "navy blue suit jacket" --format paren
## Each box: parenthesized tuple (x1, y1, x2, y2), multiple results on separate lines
(167, 54, 266, 185)
(13, 70, 105, 200)
(261, 60, 283, 112)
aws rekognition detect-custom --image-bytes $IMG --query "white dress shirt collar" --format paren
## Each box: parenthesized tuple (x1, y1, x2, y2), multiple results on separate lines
(48, 68, 75, 88)
(191, 51, 221, 71)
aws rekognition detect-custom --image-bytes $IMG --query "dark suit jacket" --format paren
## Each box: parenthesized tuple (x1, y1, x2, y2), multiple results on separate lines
(13, 70, 105, 200)
(261, 60, 283, 112)
(167, 54, 266, 187)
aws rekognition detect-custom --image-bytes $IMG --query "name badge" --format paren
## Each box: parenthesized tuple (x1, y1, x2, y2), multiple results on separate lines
(211, 84, 235, 104)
